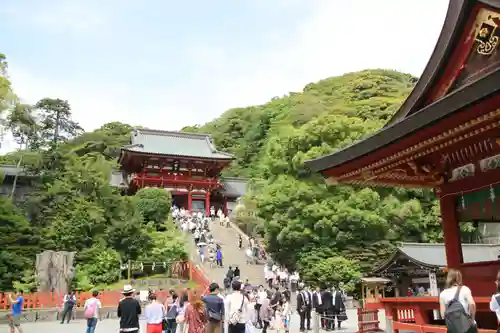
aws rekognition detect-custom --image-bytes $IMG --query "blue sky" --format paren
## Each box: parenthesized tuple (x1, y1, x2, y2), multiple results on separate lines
(1, 0, 449, 150)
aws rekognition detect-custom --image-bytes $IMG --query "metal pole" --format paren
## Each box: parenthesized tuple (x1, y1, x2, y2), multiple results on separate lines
(10, 155, 23, 201)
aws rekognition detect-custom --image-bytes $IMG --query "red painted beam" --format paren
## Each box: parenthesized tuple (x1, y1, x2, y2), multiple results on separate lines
(424, 4, 481, 105)
(439, 168, 500, 197)
(134, 175, 224, 188)
(323, 95, 500, 178)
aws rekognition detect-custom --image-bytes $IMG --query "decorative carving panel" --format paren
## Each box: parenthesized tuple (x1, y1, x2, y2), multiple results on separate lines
(449, 7, 500, 91)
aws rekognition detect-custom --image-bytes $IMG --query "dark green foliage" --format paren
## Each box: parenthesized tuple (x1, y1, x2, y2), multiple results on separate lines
(182, 69, 448, 287)
(0, 198, 39, 290)
(0, 52, 188, 289)
(134, 187, 172, 230)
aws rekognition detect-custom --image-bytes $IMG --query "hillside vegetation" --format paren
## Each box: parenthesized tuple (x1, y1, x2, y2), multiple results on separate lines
(182, 69, 475, 289)
(0, 53, 188, 291)
(0, 50, 472, 291)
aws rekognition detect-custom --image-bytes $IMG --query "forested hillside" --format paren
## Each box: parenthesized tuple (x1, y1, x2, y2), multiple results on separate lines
(0, 50, 473, 291)
(182, 69, 474, 289)
(0, 53, 187, 291)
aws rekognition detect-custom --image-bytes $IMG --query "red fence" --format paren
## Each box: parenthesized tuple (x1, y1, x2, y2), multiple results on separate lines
(0, 260, 211, 310)
(381, 296, 497, 333)
(357, 308, 382, 333)
(189, 263, 210, 295)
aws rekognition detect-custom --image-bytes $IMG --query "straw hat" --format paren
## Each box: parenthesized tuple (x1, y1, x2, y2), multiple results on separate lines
(122, 284, 136, 294)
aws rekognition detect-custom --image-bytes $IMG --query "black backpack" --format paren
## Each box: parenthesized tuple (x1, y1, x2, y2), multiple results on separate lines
(444, 286, 475, 333)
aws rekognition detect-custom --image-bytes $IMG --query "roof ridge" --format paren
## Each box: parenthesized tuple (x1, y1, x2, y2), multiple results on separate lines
(222, 177, 250, 181)
(401, 242, 500, 247)
(136, 128, 212, 139)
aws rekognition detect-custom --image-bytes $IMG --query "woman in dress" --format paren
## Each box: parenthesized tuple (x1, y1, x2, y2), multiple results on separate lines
(183, 294, 206, 333)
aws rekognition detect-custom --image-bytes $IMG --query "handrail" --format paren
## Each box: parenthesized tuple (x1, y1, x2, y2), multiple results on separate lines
(380, 296, 497, 332)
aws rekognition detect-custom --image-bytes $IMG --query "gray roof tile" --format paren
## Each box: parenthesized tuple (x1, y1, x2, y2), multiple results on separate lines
(373, 242, 500, 273)
(125, 129, 234, 160)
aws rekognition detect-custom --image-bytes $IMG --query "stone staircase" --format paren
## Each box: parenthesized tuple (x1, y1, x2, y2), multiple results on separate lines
(200, 221, 266, 287)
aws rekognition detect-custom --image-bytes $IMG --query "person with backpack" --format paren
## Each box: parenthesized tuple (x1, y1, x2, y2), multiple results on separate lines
(439, 269, 477, 333)
(83, 290, 102, 333)
(60, 290, 77, 324)
(203, 283, 225, 333)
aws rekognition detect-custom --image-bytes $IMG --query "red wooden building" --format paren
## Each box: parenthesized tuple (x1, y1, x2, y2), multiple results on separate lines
(118, 129, 236, 215)
(306, 0, 500, 331)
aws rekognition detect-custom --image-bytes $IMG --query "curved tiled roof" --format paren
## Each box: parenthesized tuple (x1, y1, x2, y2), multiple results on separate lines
(372, 242, 500, 273)
(123, 129, 234, 160)
(306, 0, 500, 174)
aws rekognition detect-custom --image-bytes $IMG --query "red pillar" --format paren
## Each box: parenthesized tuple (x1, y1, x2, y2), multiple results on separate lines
(440, 194, 463, 269)
(187, 191, 192, 212)
(223, 196, 228, 216)
(205, 192, 210, 216)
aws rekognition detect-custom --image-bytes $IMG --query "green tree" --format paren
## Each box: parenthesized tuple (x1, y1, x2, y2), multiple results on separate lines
(134, 187, 172, 229)
(0, 198, 39, 290)
(33, 98, 83, 149)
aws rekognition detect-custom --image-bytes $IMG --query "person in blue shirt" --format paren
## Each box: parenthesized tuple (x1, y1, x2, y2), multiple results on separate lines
(9, 291, 24, 333)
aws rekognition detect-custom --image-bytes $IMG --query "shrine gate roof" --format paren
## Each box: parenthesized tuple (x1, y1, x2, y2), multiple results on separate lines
(122, 129, 234, 160)
(306, 0, 500, 181)
(373, 242, 500, 272)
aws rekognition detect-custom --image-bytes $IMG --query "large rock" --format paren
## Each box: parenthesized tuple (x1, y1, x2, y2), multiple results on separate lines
(36, 251, 75, 293)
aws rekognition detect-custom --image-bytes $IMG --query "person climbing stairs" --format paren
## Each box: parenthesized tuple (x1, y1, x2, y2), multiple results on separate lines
(202, 220, 266, 288)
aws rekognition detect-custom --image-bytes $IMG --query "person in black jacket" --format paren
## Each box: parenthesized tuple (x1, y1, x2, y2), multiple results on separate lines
(117, 285, 142, 333)
(321, 288, 334, 330)
(333, 287, 346, 330)
(296, 286, 312, 332)
(312, 287, 324, 329)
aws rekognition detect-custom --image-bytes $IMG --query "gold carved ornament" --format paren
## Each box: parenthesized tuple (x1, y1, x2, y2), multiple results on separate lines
(476, 15, 499, 55)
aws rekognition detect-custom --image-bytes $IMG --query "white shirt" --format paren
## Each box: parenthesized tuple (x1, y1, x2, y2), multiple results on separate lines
(225, 292, 249, 324)
(439, 285, 472, 315)
(145, 302, 165, 324)
(290, 273, 299, 282)
(490, 293, 500, 321)
(83, 297, 102, 318)
(315, 292, 322, 305)
(257, 291, 267, 305)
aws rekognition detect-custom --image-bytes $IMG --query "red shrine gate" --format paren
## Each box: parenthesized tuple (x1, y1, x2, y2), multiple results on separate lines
(306, 0, 500, 331)
(119, 129, 234, 215)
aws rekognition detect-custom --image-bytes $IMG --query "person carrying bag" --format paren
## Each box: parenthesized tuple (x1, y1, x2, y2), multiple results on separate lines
(439, 269, 477, 333)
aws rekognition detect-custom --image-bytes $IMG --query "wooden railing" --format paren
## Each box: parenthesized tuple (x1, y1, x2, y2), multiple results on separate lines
(380, 297, 497, 333)
(0, 260, 212, 310)
(188, 262, 211, 295)
(357, 308, 382, 333)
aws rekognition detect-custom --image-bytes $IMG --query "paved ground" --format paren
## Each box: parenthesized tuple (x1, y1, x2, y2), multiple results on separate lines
(14, 309, 368, 332)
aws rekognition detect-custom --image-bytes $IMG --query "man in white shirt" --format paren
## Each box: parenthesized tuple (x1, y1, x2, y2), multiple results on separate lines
(225, 281, 248, 333)
(256, 285, 267, 326)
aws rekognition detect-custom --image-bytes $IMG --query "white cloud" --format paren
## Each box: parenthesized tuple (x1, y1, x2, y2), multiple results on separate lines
(7, 0, 449, 143)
